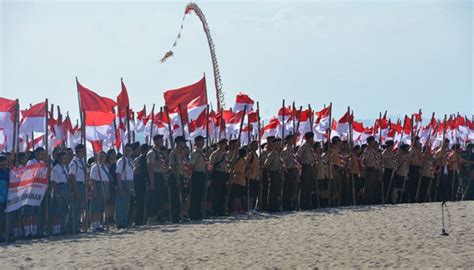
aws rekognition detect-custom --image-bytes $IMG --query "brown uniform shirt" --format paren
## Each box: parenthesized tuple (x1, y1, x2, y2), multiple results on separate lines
(146, 147, 168, 173)
(245, 151, 260, 180)
(281, 146, 296, 169)
(190, 149, 206, 172)
(264, 151, 283, 171)
(297, 143, 314, 166)
(395, 151, 410, 177)
(210, 148, 228, 173)
(382, 149, 396, 169)
(409, 147, 424, 167)
(232, 158, 247, 186)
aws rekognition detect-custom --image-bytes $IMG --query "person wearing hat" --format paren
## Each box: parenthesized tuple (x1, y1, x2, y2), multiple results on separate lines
(328, 136, 345, 207)
(418, 144, 435, 202)
(189, 135, 207, 220)
(392, 143, 410, 203)
(296, 132, 315, 210)
(168, 135, 188, 222)
(146, 134, 169, 223)
(281, 134, 297, 211)
(408, 136, 423, 203)
(245, 141, 260, 211)
(264, 137, 284, 212)
(230, 147, 248, 214)
(209, 138, 229, 216)
(382, 140, 396, 202)
(259, 136, 275, 211)
(115, 143, 135, 229)
(68, 144, 87, 233)
(361, 136, 381, 205)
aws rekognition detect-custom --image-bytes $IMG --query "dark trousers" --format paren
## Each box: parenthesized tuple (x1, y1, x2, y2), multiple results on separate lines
(408, 166, 420, 203)
(211, 171, 229, 216)
(418, 176, 432, 203)
(169, 174, 182, 223)
(189, 172, 206, 220)
(146, 173, 166, 219)
(134, 174, 147, 226)
(259, 169, 269, 211)
(299, 165, 313, 210)
(447, 170, 459, 201)
(283, 168, 297, 211)
(268, 170, 282, 212)
(382, 168, 393, 203)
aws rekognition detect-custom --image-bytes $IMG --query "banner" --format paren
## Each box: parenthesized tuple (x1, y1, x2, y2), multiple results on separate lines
(5, 163, 49, 212)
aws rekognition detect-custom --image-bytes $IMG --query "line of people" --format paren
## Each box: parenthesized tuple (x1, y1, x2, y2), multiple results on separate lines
(0, 132, 473, 242)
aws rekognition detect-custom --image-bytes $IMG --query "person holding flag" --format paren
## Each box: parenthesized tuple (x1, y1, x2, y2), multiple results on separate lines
(115, 144, 135, 229)
(50, 151, 70, 235)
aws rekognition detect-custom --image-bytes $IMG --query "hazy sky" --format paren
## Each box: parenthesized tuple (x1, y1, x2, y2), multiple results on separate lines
(1, 0, 472, 122)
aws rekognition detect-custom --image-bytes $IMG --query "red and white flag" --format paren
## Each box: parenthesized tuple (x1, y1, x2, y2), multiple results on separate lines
(233, 93, 254, 112)
(19, 101, 47, 135)
(84, 111, 116, 152)
(0, 97, 17, 151)
(77, 79, 116, 113)
(260, 117, 280, 142)
(164, 76, 208, 123)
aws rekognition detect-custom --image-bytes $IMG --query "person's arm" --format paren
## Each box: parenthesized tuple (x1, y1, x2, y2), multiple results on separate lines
(146, 151, 156, 190)
(68, 162, 78, 196)
(115, 159, 123, 194)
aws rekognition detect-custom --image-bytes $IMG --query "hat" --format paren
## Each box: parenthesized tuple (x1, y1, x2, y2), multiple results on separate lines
(385, 140, 394, 147)
(194, 135, 205, 142)
(366, 136, 375, 143)
(266, 136, 276, 142)
(218, 138, 228, 144)
(229, 139, 238, 144)
(274, 138, 282, 143)
(285, 134, 294, 143)
(174, 136, 187, 144)
(304, 132, 314, 139)
(331, 136, 341, 143)
(153, 134, 164, 141)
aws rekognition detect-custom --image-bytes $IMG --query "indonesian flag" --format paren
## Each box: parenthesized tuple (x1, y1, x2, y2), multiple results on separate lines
(135, 106, 147, 132)
(333, 111, 352, 140)
(0, 129, 5, 151)
(260, 117, 280, 142)
(189, 109, 207, 141)
(314, 106, 331, 134)
(117, 79, 130, 118)
(352, 121, 365, 145)
(225, 110, 245, 140)
(297, 109, 312, 144)
(144, 111, 169, 139)
(77, 79, 116, 113)
(164, 76, 208, 122)
(247, 111, 259, 140)
(0, 97, 17, 151)
(233, 93, 254, 112)
(84, 111, 115, 152)
(278, 106, 294, 137)
(19, 101, 47, 135)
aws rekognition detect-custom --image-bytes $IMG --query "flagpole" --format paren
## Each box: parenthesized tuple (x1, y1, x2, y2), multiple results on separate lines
(126, 106, 132, 144)
(255, 102, 261, 211)
(12, 99, 19, 158)
(281, 100, 285, 140)
(202, 105, 210, 218)
(44, 98, 51, 237)
(149, 104, 155, 146)
(327, 102, 335, 206)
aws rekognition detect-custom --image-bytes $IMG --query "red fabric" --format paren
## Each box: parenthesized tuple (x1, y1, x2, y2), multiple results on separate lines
(0, 97, 16, 113)
(117, 80, 130, 117)
(137, 106, 146, 121)
(315, 106, 331, 123)
(352, 121, 364, 133)
(22, 101, 46, 117)
(77, 80, 116, 112)
(189, 109, 206, 132)
(84, 111, 115, 126)
(338, 111, 353, 124)
(248, 111, 258, 123)
(278, 107, 292, 117)
(235, 93, 254, 105)
(403, 116, 411, 134)
(163, 76, 207, 113)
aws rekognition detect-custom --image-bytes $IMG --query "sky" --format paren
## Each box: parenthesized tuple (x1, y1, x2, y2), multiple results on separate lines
(1, 0, 473, 122)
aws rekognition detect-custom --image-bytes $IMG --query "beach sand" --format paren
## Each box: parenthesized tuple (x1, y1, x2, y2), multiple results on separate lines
(1, 201, 473, 269)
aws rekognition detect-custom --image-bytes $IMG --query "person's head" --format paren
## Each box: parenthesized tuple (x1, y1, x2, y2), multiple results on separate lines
(140, 144, 149, 155)
(400, 144, 410, 153)
(274, 138, 282, 151)
(353, 145, 361, 154)
(443, 138, 450, 148)
(106, 148, 117, 164)
(385, 140, 394, 150)
(17, 152, 28, 166)
(132, 142, 141, 156)
(266, 136, 275, 149)
(65, 147, 74, 162)
(153, 134, 164, 148)
(366, 136, 376, 148)
(285, 134, 296, 146)
(304, 132, 314, 144)
(238, 147, 247, 159)
(0, 155, 7, 170)
(34, 147, 46, 161)
(123, 143, 133, 157)
(250, 141, 258, 152)
(56, 151, 67, 165)
(74, 144, 86, 159)
(218, 138, 227, 150)
(174, 136, 187, 149)
(96, 151, 107, 164)
(313, 142, 322, 153)
(194, 135, 205, 149)
(331, 136, 341, 147)
(52, 147, 61, 161)
(452, 143, 461, 151)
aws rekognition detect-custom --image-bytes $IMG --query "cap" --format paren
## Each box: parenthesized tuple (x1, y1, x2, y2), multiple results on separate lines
(174, 136, 187, 144)
(218, 138, 228, 144)
(304, 132, 314, 139)
(331, 136, 341, 143)
(194, 135, 205, 142)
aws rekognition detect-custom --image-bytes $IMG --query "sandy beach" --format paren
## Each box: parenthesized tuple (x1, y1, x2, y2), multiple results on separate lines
(1, 201, 473, 269)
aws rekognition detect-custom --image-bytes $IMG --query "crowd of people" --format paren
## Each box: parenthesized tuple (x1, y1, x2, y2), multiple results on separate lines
(0, 132, 473, 243)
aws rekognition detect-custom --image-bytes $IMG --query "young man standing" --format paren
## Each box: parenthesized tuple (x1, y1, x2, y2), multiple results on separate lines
(115, 144, 135, 229)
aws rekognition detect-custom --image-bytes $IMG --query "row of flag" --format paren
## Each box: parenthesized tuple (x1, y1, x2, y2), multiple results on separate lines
(0, 75, 473, 156)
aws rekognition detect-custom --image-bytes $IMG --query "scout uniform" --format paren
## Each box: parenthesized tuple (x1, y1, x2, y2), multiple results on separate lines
(264, 145, 284, 212)
(209, 141, 229, 216)
(297, 141, 315, 210)
(89, 162, 110, 230)
(50, 163, 69, 235)
(146, 145, 169, 220)
(115, 155, 134, 228)
(189, 144, 207, 220)
(281, 143, 297, 211)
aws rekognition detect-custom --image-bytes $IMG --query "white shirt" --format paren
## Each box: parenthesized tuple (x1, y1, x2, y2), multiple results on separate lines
(69, 157, 86, 183)
(50, 164, 69, 184)
(116, 157, 134, 181)
(90, 163, 110, 182)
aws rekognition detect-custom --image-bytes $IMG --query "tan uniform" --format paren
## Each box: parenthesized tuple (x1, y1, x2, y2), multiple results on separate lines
(297, 143, 315, 165)
(409, 147, 424, 167)
(190, 149, 206, 172)
(245, 151, 259, 180)
(210, 149, 228, 173)
(146, 147, 168, 173)
(232, 158, 247, 186)
(264, 150, 283, 212)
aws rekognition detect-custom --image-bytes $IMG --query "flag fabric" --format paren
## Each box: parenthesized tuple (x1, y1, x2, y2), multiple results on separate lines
(84, 111, 116, 151)
(77, 80, 116, 113)
(0, 97, 17, 151)
(163, 76, 207, 121)
(5, 163, 49, 212)
(19, 101, 47, 135)
(233, 93, 254, 112)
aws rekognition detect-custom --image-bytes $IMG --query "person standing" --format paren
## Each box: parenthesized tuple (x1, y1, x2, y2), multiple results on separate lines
(209, 138, 229, 216)
(297, 132, 315, 210)
(264, 138, 284, 212)
(281, 134, 297, 211)
(189, 136, 207, 220)
(146, 135, 168, 223)
(68, 144, 87, 233)
(50, 151, 70, 235)
(133, 144, 149, 226)
(89, 151, 110, 231)
(115, 144, 135, 229)
(169, 136, 187, 223)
